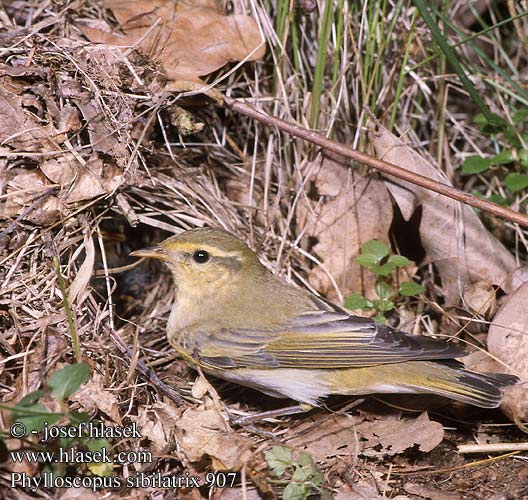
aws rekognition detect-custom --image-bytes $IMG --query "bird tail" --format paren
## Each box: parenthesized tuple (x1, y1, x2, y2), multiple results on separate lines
(326, 361, 518, 408)
(410, 361, 518, 408)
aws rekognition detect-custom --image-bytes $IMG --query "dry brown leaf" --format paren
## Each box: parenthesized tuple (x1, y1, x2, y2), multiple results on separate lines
(81, 0, 265, 85)
(175, 407, 253, 470)
(334, 480, 412, 500)
(70, 373, 122, 425)
(287, 411, 443, 461)
(369, 124, 515, 305)
(486, 282, 528, 420)
(286, 413, 362, 461)
(214, 487, 263, 500)
(404, 482, 461, 500)
(503, 265, 528, 295)
(58, 488, 98, 500)
(0, 86, 62, 151)
(130, 401, 183, 455)
(463, 280, 497, 318)
(41, 156, 123, 203)
(1, 169, 62, 225)
(358, 412, 443, 457)
(67, 232, 95, 306)
(296, 157, 393, 302)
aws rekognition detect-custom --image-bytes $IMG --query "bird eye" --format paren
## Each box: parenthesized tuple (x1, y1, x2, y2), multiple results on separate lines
(192, 250, 210, 264)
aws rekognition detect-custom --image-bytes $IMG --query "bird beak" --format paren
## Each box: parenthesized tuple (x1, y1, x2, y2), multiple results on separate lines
(130, 246, 169, 262)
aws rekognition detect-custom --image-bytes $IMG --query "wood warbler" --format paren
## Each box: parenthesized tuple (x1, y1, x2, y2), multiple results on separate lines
(131, 228, 517, 408)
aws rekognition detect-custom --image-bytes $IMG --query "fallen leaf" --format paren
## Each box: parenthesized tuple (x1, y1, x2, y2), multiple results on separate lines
(286, 413, 362, 461)
(175, 407, 253, 470)
(69, 374, 122, 425)
(358, 412, 444, 457)
(0, 86, 62, 151)
(2, 169, 62, 225)
(463, 280, 497, 318)
(486, 281, 528, 420)
(296, 156, 393, 302)
(81, 0, 265, 85)
(215, 487, 262, 500)
(334, 480, 412, 500)
(130, 402, 182, 455)
(404, 482, 461, 500)
(41, 157, 123, 203)
(58, 489, 99, 500)
(68, 229, 95, 307)
(369, 124, 515, 305)
(286, 411, 443, 461)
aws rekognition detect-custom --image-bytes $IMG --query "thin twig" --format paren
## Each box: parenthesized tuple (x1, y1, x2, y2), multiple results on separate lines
(107, 327, 187, 406)
(222, 96, 528, 228)
(458, 442, 528, 454)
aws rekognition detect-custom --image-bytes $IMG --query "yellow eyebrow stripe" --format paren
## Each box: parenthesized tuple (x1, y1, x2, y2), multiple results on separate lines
(164, 241, 241, 258)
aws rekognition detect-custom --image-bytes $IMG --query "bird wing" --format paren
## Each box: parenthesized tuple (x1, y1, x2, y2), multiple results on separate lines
(198, 310, 466, 370)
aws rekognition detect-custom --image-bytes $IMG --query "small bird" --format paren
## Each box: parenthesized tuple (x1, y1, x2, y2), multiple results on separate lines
(131, 227, 517, 408)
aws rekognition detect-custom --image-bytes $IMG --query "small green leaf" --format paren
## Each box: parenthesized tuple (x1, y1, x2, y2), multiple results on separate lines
(377, 300, 395, 312)
(461, 155, 491, 174)
(49, 363, 90, 400)
(505, 173, 528, 193)
(374, 313, 386, 322)
(360, 240, 389, 260)
(292, 465, 313, 482)
(11, 404, 60, 433)
(86, 438, 110, 453)
(344, 293, 369, 310)
(513, 108, 528, 124)
(375, 280, 392, 300)
(387, 255, 410, 267)
(88, 461, 113, 477)
(283, 482, 311, 500)
(376, 262, 398, 277)
(69, 411, 91, 425)
(355, 254, 379, 267)
(490, 150, 515, 165)
(18, 390, 45, 407)
(487, 193, 508, 206)
(297, 452, 315, 468)
(473, 112, 508, 133)
(399, 281, 426, 296)
(520, 149, 528, 169)
(265, 446, 292, 477)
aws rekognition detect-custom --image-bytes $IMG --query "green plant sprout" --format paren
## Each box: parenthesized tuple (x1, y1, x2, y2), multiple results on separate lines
(344, 240, 425, 322)
(265, 445, 333, 500)
(461, 110, 528, 197)
(1, 363, 113, 477)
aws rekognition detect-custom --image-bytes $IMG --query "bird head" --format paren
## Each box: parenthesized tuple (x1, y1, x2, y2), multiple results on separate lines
(130, 228, 262, 298)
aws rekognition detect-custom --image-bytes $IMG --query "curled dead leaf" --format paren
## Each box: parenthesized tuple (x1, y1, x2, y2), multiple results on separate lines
(369, 123, 515, 305)
(69, 375, 122, 425)
(1, 169, 62, 225)
(486, 281, 528, 420)
(130, 402, 183, 455)
(81, 0, 265, 86)
(463, 280, 497, 318)
(41, 157, 123, 203)
(296, 156, 393, 302)
(357, 412, 444, 457)
(286, 411, 443, 461)
(175, 407, 253, 471)
(0, 86, 62, 152)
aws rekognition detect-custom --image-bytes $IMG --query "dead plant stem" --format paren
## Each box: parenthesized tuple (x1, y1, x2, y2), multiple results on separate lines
(222, 96, 528, 228)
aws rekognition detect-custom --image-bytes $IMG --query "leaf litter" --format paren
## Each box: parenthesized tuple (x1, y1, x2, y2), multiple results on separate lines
(0, 0, 526, 499)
